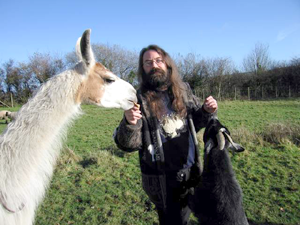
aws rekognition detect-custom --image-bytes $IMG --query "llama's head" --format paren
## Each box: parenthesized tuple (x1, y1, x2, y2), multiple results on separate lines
(203, 117, 244, 154)
(75, 29, 137, 110)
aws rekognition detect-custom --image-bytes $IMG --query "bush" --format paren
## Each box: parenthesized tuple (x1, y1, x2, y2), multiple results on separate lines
(262, 123, 300, 146)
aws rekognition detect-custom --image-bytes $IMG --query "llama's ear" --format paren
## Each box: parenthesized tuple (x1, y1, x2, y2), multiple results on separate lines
(78, 29, 95, 67)
(76, 37, 82, 61)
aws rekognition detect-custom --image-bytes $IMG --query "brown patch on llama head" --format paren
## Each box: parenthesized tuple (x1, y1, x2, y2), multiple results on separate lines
(75, 62, 113, 104)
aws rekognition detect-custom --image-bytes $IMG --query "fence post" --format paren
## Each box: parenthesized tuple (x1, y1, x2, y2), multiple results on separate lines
(234, 87, 237, 100)
(248, 87, 250, 100)
(10, 93, 14, 108)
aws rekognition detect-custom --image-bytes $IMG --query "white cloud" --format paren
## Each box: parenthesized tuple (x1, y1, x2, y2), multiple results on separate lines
(276, 23, 300, 42)
(211, 22, 230, 33)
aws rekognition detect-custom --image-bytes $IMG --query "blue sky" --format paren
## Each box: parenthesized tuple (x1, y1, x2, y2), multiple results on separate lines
(1, 0, 299, 69)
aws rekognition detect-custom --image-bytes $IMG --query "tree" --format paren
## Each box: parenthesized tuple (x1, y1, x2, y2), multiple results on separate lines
(92, 43, 138, 81)
(206, 57, 235, 99)
(175, 53, 209, 89)
(29, 52, 66, 85)
(290, 56, 300, 67)
(3, 60, 22, 94)
(243, 42, 272, 75)
(65, 43, 139, 84)
(2, 60, 30, 103)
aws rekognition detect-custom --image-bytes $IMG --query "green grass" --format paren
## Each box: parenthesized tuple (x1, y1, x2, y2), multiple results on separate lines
(217, 99, 300, 132)
(0, 99, 299, 225)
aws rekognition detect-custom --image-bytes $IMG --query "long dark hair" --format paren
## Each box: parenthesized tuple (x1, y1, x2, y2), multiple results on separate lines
(137, 45, 187, 119)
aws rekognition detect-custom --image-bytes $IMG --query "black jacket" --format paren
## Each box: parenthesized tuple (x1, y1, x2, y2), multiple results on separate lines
(114, 83, 214, 175)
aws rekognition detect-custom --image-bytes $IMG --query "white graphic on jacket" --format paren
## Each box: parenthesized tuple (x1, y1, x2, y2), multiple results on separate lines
(148, 144, 155, 162)
(160, 114, 186, 139)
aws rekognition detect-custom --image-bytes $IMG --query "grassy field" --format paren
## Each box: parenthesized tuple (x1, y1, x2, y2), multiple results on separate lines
(0, 99, 299, 225)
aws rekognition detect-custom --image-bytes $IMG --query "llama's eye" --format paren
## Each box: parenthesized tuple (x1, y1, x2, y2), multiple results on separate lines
(104, 78, 115, 84)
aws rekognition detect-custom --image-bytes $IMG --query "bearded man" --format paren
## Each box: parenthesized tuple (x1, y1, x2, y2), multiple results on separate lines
(114, 45, 218, 225)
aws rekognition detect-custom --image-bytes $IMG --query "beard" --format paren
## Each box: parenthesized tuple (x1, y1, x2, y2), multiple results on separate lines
(142, 67, 171, 91)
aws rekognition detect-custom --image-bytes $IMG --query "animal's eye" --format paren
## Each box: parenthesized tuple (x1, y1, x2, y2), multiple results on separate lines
(104, 78, 115, 84)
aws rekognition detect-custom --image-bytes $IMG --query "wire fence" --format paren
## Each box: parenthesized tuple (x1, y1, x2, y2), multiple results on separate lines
(194, 85, 300, 102)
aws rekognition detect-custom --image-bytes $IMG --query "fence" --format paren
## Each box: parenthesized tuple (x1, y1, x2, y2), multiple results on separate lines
(194, 85, 300, 101)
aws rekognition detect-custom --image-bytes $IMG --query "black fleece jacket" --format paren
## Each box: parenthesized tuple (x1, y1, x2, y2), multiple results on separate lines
(114, 83, 214, 175)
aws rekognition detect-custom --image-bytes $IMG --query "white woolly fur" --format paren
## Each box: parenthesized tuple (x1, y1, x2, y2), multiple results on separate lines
(0, 66, 84, 225)
(0, 29, 137, 225)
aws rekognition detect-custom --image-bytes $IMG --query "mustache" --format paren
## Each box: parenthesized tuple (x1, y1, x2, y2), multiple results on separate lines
(148, 67, 166, 76)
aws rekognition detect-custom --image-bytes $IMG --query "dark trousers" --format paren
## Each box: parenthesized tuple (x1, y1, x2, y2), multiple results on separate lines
(156, 170, 192, 225)
(156, 197, 191, 225)
(142, 168, 195, 225)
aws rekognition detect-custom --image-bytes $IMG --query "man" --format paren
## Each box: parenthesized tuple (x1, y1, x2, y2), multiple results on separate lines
(114, 45, 217, 225)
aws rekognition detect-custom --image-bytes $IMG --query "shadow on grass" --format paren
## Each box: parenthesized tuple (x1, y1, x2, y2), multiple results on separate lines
(248, 220, 286, 225)
(188, 220, 286, 225)
(78, 157, 98, 168)
(105, 145, 127, 158)
(77, 146, 128, 168)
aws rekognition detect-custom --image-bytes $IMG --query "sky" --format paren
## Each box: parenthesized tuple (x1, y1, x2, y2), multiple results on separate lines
(0, 0, 299, 69)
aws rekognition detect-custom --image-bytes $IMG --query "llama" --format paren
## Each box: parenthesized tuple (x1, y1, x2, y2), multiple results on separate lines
(0, 29, 137, 225)
(189, 117, 249, 225)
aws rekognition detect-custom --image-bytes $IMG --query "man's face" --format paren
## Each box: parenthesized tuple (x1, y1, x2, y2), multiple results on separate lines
(142, 50, 170, 90)
(142, 50, 167, 74)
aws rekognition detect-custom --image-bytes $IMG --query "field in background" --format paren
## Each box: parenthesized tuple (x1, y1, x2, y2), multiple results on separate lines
(0, 99, 299, 225)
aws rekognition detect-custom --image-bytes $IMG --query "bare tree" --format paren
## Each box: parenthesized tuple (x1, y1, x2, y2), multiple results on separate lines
(28, 52, 66, 84)
(65, 43, 139, 85)
(65, 51, 78, 68)
(0, 66, 6, 92)
(206, 57, 235, 99)
(175, 53, 209, 89)
(1, 60, 34, 103)
(290, 56, 300, 67)
(92, 43, 138, 82)
(3, 60, 22, 94)
(243, 42, 272, 74)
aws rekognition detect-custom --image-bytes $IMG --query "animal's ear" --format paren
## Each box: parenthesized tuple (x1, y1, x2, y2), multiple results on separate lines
(231, 142, 245, 152)
(216, 131, 225, 150)
(76, 37, 82, 61)
(223, 132, 245, 152)
(76, 29, 95, 68)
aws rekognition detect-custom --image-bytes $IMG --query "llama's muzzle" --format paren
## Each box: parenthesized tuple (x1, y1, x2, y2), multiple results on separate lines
(129, 100, 140, 109)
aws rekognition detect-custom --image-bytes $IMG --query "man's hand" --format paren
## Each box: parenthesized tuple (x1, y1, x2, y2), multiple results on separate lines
(124, 105, 142, 125)
(203, 96, 218, 113)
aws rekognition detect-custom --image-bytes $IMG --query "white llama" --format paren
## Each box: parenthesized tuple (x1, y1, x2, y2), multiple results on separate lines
(0, 29, 137, 225)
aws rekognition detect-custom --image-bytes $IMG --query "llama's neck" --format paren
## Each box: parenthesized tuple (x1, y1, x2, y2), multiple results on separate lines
(0, 70, 83, 209)
(12, 69, 82, 145)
